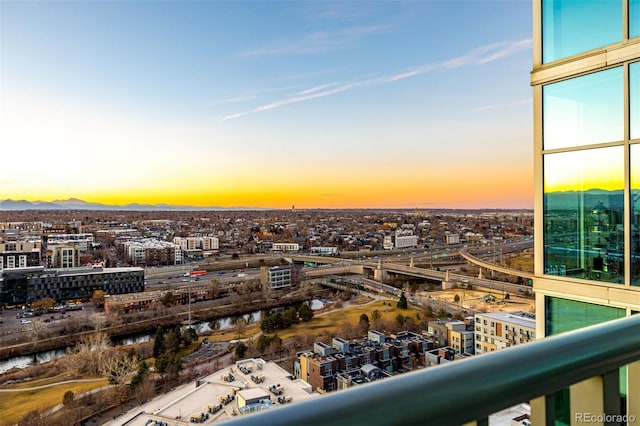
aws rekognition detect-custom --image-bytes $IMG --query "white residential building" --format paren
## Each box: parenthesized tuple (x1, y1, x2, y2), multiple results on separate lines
(474, 311, 536, 355)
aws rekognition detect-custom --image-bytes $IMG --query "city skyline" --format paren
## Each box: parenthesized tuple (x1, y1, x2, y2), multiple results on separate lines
(0, 1, 533, 210)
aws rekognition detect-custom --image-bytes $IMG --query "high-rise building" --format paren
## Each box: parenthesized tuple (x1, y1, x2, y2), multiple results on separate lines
(531, 1, 640, 423)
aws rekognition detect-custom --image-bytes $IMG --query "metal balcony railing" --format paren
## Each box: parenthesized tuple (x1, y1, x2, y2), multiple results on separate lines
(219, 315, 640, 426)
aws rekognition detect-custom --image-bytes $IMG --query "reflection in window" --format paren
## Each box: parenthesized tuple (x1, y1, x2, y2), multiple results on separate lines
(542, 0, 621, 63)
(632, 62, 640, 140)
(543, 67, 623, 150)
(632, 0, 640, 39)
(545, 296, 626, 335)
(545, 296, 627, 422)
(544, 147, 624, 284)
(633, 145, 640, 286)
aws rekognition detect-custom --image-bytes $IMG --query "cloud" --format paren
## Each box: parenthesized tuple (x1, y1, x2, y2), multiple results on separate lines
(224, 38, 532, 121)
(472, 98, 532, 112)
(477, 39, 532, 64)
(222, 111, 249, 121)
(296, 83, 340, 96)
(239, 24, 388, 57)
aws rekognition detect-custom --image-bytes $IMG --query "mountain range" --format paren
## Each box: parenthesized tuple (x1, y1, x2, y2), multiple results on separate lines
(0, 198, 258, 211)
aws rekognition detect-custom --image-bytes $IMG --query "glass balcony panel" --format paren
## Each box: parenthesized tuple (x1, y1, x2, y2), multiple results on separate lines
(542, 0, 622, 63)
(543, 67, 623, 150)
(543, 147, 624, 284)
(545, 296, 628, 401)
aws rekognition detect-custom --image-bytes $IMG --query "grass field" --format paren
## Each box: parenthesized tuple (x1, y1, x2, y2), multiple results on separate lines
(272, 296, 419, 341)
(507, 251, 534, 273)
(0, 374, 108, 426)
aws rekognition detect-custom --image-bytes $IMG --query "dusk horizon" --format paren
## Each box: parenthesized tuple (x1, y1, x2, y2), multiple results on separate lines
(0, 196, 533, 211)
(1, 1, 533, 210)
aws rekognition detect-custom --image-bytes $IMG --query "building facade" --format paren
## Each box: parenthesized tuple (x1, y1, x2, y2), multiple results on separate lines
(531, 1, 640, 423)
(271, 243, 300, 253)
(295, 331, 432, 393)
(260, 265, 300, 289)
(474, 311, 535, 355)
(0, 239, 42, 270)
(123, 239, 182, 266)
(0, 266, 144, 307)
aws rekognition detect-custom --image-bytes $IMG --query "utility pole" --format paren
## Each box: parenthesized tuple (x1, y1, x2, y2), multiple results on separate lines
(188, 278, 192, 328)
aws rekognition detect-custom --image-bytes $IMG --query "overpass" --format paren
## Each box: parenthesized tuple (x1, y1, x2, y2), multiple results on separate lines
(304, 264, 364, 278)
(459, 249, 534, 280)
(298, 258, 530, 296)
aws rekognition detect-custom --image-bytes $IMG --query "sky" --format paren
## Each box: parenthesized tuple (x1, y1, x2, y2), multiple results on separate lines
(0, 0, 533, 210)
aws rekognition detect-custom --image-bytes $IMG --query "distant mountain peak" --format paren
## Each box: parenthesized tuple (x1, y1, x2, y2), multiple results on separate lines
(0, 198, 252, 211)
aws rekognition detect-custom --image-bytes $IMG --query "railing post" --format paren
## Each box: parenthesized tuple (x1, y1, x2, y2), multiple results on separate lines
(602, 370, 621, 426)
(545, 393, 556, 425)
(530, 395, 553, 425)
(629, 361, 640, 423)
(571, 377, 605, 426)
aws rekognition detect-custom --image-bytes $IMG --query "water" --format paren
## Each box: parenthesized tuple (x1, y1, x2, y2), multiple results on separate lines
(0, 310, 263, 374)
(0, 349, 68, 373)
(310, 299, 327, 310)
(192, 311, 262, 333)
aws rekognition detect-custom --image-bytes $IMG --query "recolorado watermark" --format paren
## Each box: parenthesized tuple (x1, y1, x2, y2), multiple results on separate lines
(576, 413, 636, 423)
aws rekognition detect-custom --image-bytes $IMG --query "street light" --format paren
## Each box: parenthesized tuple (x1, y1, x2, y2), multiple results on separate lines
(188, 278, 192, 328)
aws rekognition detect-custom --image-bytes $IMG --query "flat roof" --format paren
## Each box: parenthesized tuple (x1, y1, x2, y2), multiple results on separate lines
(238, 388, 270, 400)
(475, 311, 535, 329)
(113, 359, 319, 426)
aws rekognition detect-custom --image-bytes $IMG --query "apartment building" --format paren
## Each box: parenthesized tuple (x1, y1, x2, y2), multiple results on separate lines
(271, 243, 300, 253)
(425, 317, 475, 352)
(173, 235, 219, 256)
(47, 245, 80, 269)
(425, 347, 468, 367)
(531, 1, 640, 422)
(260, 265, 300, 289)
(295, 331, 432, 393)
(46, 233, 95, 252)
(474, 311, 535, 355)
(0, 266, 144, 307)
(0, 239, 42, 270)
(123, 239, 182, 266)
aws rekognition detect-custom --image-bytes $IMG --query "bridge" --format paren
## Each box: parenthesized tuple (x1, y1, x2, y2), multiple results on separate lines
(294, 256, 531, 296)
(459, 248, 534, 280)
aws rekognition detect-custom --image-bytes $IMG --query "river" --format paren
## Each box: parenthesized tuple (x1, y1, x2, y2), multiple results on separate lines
(0, 310, 263, 374)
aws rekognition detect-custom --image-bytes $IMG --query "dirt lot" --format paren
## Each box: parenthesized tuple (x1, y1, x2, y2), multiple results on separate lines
(416, 288, 534, 314)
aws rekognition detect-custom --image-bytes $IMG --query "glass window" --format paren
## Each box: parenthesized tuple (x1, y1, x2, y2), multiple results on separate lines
(545, 296, 626, 335)
(632, 0, 640, 39)
(632, 62, 640, 140)
(543, 67, 623, 150)
(632, 145, 640, 285)
(542, 0, 622, 63)
(545, 297, 627, 400)
(544, 147, 624, 284)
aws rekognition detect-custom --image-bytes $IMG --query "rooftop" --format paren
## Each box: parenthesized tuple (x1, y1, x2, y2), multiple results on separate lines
(114, 359, 319, 426)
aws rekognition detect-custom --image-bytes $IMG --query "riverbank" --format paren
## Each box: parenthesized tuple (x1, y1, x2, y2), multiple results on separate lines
(0, 293, 310, 361)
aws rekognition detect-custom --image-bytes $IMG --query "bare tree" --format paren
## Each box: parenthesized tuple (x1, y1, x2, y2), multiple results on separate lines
(102, 353, 140, 386)
(26, 318, 45, 348)
(67, 332, 112, 376)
